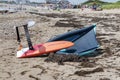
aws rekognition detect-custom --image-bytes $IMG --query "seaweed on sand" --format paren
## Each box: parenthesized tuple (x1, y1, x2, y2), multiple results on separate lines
(44, 53, 89, 65)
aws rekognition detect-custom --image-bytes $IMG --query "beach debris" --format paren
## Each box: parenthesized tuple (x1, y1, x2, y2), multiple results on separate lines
(80, 62, 96, 68)
(29, 12, 73, 18)
(74, 66, 104, 76)
(99, 78, 110, 80)
(55, 19, 83, 27)
(44, 53, 89, 65)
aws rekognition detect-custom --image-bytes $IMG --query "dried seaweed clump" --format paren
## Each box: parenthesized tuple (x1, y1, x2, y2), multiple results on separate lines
(74, 67, 104, 76)
(44, 53, 89, 65)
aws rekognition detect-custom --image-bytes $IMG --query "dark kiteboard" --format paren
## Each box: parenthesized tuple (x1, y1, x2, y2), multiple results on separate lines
(48, 24, 99, 56)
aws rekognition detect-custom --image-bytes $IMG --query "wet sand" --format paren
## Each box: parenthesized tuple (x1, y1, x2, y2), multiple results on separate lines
(0, 9, 120, 80)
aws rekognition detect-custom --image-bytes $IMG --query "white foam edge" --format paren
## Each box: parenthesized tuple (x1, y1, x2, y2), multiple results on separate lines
(17, 48, 29, 58)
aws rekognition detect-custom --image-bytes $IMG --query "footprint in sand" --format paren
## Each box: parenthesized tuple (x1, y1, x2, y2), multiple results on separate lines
(0, 71, 11, 79)
(29, 75, 40, 80)
(32, 65, 47, 75)
(20, 70, 30, 75)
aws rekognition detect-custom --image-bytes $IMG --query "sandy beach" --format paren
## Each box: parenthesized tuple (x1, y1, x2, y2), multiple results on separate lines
(0, 9, 120, 80)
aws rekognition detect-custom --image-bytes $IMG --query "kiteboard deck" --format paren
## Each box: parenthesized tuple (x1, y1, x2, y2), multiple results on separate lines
(17, 41, 74, 58)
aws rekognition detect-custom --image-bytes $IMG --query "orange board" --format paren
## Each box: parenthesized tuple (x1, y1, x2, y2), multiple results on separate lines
(17, 41, 74, 58)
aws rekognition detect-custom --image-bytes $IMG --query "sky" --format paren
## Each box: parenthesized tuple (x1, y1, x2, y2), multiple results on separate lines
(30, 0, 119, 4)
